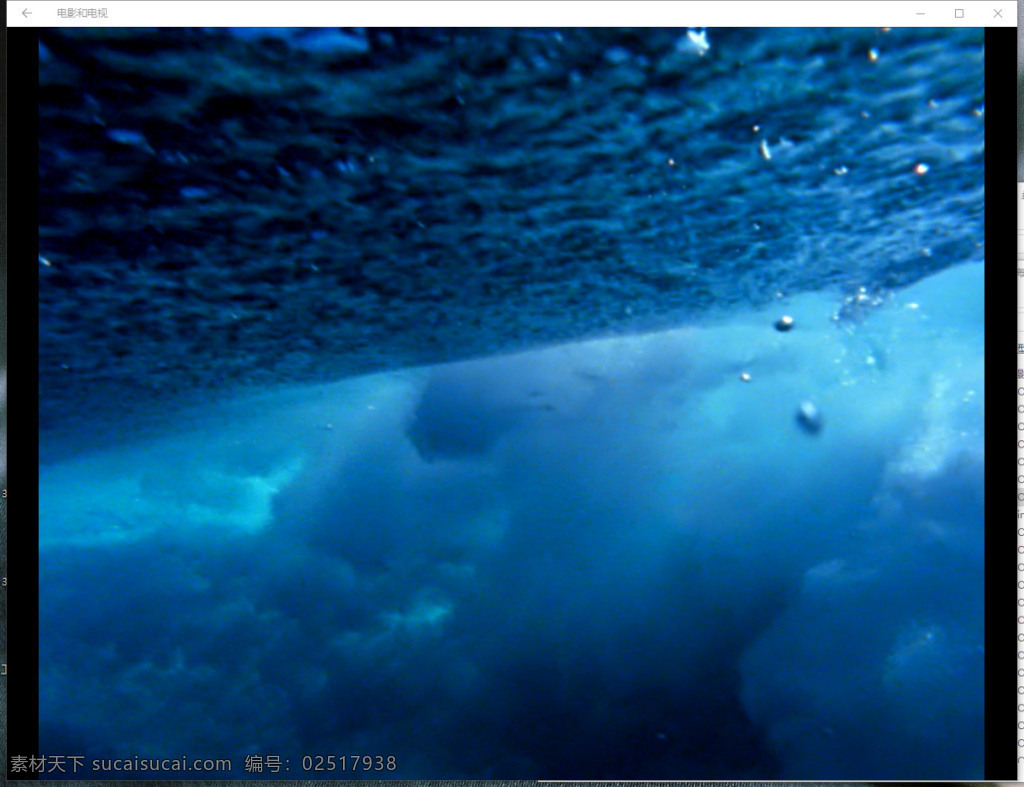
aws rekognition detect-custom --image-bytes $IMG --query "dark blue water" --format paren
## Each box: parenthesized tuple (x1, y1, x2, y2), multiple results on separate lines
(38, 27, 984, 780)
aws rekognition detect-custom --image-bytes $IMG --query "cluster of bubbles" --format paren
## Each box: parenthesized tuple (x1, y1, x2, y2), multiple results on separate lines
(831, 286, 891, 328)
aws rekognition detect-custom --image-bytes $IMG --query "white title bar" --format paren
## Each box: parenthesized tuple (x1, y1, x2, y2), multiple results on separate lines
(7, 1, 1018, 27)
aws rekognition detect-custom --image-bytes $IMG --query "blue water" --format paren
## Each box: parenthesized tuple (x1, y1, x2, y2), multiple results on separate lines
(39, 261, 983, 779)
(37, 24, 986, 781)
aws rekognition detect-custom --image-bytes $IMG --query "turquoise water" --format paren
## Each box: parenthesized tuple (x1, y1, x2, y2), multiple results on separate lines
(40, 263, 983, 778)
(38, 26, 985, 780)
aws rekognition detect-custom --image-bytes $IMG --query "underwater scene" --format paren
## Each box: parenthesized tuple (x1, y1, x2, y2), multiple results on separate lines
(38, 28, 983, 779)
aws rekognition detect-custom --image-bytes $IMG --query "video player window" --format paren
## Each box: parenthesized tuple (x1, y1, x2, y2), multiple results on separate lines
(11, 2, 1011, 781)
